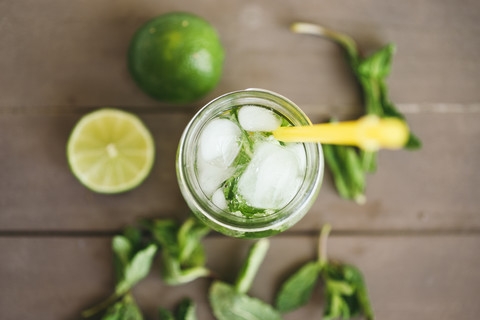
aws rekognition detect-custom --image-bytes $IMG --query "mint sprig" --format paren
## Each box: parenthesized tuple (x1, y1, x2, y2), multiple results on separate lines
(82, 218, 209, 318)
(291, 22, 422, 203)
(209, 239, 283, 320)
(82, 228, 157, 318)
(275, 224, 374, 319)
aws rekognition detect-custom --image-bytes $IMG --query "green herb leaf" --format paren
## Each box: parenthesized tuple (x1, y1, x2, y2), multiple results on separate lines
(112, 236, 133, 283)
(223, 146, 264, 217)
(210, 281, 283, 320)
(235, 239, 270, 294)
(161, 249, 210, 285)
(175, 298, 197, 320)
(322, 262, 374, 320)
(158, 298, 197, 320)
(178, 218, 210, 266)
(101, 294, 143, 320)
(144, 218, 211, 285)
(343, 265, 375, 320)
(143, 219, 179, 255)
(358, 44, 395, 79)
(323, 144, 352, 199)
(158, 308, 175, 320)
(115, 243, 157, 295)
(275, 261, 322, 313)
(323, 144, 366, 203)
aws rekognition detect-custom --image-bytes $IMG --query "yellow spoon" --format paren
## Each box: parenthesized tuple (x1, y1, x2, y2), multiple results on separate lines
(272, 115, 409, 151)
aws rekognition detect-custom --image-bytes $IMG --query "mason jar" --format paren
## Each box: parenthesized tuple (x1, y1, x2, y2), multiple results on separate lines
(176, 89, 323, 238)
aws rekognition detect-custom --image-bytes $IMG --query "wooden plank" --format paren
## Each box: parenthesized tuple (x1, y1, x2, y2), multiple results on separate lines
(1, 112, 479, 232)
(0, 0, 479, 110)
(1, 235, 479, 319)
(0, 112, 195, 231)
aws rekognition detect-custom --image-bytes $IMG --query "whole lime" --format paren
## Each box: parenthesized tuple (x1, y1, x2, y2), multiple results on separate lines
(128, 12, 225, 104)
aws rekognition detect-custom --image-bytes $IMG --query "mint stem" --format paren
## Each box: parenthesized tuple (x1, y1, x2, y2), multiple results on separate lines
(290, 22, 359, 65)
(318, 224, 332, 267)
(234, 239, 270, 294)
(81, 292, 122, 318)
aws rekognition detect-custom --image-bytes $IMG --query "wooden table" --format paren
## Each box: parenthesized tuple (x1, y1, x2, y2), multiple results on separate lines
(1, 0, 479, 319)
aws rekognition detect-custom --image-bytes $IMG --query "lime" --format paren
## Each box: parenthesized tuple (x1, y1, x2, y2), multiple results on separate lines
(67, 109, 155, 194)
(128, 12, 225, 104)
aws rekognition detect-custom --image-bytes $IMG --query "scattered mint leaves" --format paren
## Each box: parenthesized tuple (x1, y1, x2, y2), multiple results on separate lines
(82, 220, 375, 320)
(209, 239, 283, 320)
(143, 218, 211, 285)
(275, 224, 374, 319)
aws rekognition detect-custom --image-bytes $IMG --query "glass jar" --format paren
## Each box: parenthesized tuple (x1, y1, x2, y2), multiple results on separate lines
(176, 89, 323, 238)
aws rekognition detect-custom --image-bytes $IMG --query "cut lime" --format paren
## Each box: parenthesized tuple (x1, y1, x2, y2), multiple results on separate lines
(67, 109, 155, 194)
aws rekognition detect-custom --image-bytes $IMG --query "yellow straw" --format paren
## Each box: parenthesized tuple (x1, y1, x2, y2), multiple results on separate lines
(272, 116, 409, 151)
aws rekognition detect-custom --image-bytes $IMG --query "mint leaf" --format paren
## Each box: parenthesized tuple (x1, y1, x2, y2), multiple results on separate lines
(82, 229, 156, 318)
(323, 144, 366, 203)
(158, 298, 197, 320)
(177, 218, 210, 266)
(235, 239, 270, 294)
(317, 225, 374, 320)
(275, 261, 322, 313)
(343, 265, 374, 320)
(144, 219, 179, 255)
(322, 263, 374, 320)
(175, 298, 197, 320)
(322, 144, 351, 199)
(210, 281, 283, 320)
(358, 44, 395, 79)
(223, 172, 266, 217)
(161, 249, 210, 285)
(210, 239, 281, 320)
(144, 218, 211, 285)
(115, 243, 157, 295)
(102, 294, 143, 320)
(112, 236, 133, 283)
(158, 308, 175, 320)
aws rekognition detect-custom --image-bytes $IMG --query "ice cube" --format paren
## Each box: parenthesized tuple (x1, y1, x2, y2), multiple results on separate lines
(237, 141, 303, 209)
(286, 143, 307, 174)
(238, 106, 282, 132)
(212, 188, 228, 210)
(198, 118, 241, 167)
(197, 158, 233, 198)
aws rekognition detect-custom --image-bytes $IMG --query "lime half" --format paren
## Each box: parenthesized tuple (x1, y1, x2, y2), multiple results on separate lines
(67, 109, 155, 194)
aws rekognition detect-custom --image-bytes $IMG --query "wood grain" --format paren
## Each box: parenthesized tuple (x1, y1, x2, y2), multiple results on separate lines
(1, 235, 479, 320)
(0, 0, 479, 110)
